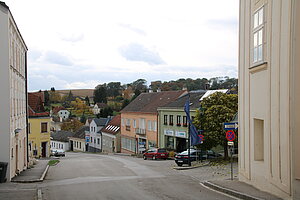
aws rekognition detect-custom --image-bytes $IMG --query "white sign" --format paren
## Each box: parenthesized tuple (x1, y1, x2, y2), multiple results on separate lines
(175, 131, 187, 138)
(164, 130, 174, 136)
(227, 141, 234, 146)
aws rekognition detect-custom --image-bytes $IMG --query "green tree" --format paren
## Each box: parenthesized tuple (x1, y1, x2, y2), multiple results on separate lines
(94, 84, 107, 103)
(61, 119, 83, 132)
(97, 107, 113, 118)
(84, 96, 90, 106)
(107, 82, 121, 97)
(44, 90, 50, 106)
(122, 99, 130, 109)
(194, 92, 238, 159)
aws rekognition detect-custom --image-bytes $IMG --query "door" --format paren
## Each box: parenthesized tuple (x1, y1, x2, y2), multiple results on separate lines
(41, 142, 47, 157)
(15, 144, 18, 173)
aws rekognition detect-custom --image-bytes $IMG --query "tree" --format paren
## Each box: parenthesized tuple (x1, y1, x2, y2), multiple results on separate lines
(49, 90, 61, 103)
(97, 107, 113, 118)
(44, 90, 50, 106)
(132, 79, 147, 92)
(107, 82, 121, 97)
(94, 84, 107, 103)
(122, 99, 130, 109)
(131, 89, 141, 101)
(70, 98, 93, 116)
(84, 96, 90, 106)
(61, 119, 83, 132)
(194, 92, 238, 159)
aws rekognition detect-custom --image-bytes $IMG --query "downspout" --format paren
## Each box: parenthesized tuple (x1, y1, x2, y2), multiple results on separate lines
(156, 112, 159, 148)
(25, 51, 29, 167)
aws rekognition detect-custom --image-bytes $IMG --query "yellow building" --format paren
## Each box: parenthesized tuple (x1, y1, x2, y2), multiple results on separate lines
(28, 93, 51, 158)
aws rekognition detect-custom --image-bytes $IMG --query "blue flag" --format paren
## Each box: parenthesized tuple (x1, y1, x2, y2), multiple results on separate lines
(184, 98, 202, 146)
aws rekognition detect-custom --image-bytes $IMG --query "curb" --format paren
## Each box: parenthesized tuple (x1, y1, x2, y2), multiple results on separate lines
(203, 181, 264, 200)
(40, 165, 49, 181)
(173, 162, 209, 170)
(11, 164, 49, 183)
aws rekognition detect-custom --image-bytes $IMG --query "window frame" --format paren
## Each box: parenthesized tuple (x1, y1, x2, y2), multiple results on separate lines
(41, 122, 48, 133)
(252, 6, 265, 65)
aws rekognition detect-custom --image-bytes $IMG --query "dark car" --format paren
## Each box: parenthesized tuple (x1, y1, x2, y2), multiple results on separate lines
(143, 148, 169, 160)
(175, 149, 220, 166)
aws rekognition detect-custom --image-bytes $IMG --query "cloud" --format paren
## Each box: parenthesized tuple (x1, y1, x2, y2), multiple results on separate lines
(206, 17, 238, 30)
(60, 33, 84, 42)
(119, 24, 146, 36)
(119, 43, 165, 65)
(43, 51, 73, 66)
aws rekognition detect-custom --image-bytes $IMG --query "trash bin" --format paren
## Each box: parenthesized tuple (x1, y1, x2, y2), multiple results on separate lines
(0, 162, 8, 183)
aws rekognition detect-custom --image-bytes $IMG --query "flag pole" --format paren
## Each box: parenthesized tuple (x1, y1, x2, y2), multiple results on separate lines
(187, 94, 191, 166)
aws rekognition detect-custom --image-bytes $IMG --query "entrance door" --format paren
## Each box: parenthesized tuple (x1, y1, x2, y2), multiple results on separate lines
(176, 138, 187, 153)
(15, 144, 18, 173)
(41, 142, 47, 157)
(70, 141, 74, 151)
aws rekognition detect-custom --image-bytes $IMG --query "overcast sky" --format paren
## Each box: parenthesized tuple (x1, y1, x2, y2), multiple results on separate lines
(5, 0, 239, 91)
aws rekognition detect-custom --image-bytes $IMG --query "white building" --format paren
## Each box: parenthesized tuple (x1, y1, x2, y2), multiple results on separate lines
(50, 131, 73, 152)
(0, 2, 28, 181)
(239, 0, 300, 199)
(58, 109, 70, 121)
(87, 118, 110, 152)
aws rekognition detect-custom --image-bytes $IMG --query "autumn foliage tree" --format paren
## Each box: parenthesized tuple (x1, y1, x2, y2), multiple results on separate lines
(61, 119, 83, 132)
(194, 92, 238, 159)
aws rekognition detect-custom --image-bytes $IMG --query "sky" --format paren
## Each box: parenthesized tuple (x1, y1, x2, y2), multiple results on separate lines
(4, 0, 239, 91)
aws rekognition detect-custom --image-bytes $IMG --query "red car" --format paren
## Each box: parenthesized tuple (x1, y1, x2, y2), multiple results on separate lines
(143, 148, 169, 160)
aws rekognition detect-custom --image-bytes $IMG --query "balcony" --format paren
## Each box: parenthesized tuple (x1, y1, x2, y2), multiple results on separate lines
(125, 125, 130, 131)
(135, 128, 146, 135)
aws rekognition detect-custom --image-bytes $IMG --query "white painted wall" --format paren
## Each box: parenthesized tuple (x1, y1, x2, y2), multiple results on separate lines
(51, 140, 69, 152)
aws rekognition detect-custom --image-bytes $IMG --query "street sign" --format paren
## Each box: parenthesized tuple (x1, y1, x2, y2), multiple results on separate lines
(227, 141, 234, 146)
(198, 134, 204, 141)
(226, 130, 236, 141)
(224, 122, 238, 130)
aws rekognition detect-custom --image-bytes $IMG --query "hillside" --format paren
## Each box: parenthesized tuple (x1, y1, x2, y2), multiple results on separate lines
(56, 89, 94, 98)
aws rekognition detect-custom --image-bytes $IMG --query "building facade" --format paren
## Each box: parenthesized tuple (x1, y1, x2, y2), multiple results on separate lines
(239, 0, 300, 199)
(101, 115, 121, 153)
(69, 126, 89, 152)
(120, 91, 187, 154)
(87, 118, 110, 152)
(0, 2, 28, 181)
(50, 130, 73, 152)
(157, 91, 205, 153)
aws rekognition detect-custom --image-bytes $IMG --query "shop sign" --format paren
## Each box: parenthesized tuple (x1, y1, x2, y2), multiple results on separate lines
(164, 129, 174, 136)
(175, 131, 186, 138)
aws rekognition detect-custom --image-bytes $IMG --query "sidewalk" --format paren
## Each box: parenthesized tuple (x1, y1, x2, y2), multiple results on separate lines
(11, 159, 49, 183)
(203, 179, 282, 200)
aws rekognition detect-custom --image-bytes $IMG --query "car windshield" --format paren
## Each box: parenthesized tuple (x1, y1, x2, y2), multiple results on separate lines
(157, 149, 166, 153)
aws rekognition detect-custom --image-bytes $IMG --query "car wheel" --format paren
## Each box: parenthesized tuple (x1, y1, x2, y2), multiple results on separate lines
(152, 156, 156, 160)
(143, 155, 147, 160)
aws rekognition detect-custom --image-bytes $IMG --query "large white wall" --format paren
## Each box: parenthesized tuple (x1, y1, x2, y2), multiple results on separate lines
(239, 0, 296, 199)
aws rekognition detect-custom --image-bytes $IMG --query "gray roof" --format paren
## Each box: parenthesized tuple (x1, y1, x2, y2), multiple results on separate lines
(159, 91, 206, 110)
(93, 118, 111, 127)
(51, 131, 74, 142)
(121, 90, 187, 113)
(72, 126, 89, 139)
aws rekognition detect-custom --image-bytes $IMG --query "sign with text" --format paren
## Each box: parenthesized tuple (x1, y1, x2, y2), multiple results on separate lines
(224, 122, 238, 130)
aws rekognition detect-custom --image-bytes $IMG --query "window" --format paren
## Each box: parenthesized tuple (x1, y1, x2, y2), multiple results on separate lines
(97, 138, 100, 145)
(126, 119, 131, 131)
(121, 137, 136, 152)
(183, 116, 187, 127)
(133, 119, 136, 128)
(79, 142, 81, 149)
(163, 115, 168, 125)
(253, 7, 264, 63)
(169, 115, 173, 125)
(148, 120, 152, 131)
(176, 115, 181, 126)
(91, 137, 93, 143)
(153, 121, 157, 131)
(41, 122, 47, 133)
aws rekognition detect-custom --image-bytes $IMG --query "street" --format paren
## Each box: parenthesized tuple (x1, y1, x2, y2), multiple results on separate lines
(41, 152, 235, 200)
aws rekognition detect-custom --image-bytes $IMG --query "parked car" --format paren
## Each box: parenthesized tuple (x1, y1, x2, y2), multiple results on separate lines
(143, 148, 169, 160)
(174, 149, 221, 166)
(51, 149, 65, 157)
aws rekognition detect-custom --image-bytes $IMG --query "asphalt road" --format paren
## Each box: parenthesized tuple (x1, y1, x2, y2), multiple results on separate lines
(40, 152, 235, 200)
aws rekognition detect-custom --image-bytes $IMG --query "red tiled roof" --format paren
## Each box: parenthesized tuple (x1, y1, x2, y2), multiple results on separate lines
(52, 106, 65, 114)
(121, 91, 187, 113)
(100, 115, 121, 135)
(28, 93, 49, 117)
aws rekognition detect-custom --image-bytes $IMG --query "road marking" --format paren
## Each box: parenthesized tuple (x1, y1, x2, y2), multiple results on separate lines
(199, 182, 241, 200)
(37, 188, 42, 200)
(42, 175, 164, 187)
